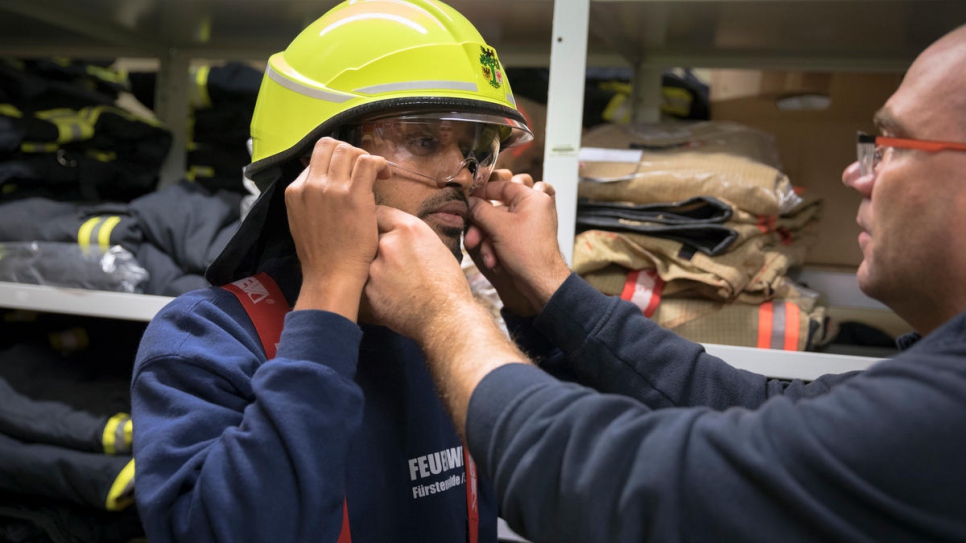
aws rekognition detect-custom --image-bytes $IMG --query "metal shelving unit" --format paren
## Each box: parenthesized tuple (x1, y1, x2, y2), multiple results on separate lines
(2, 0, 962, 374)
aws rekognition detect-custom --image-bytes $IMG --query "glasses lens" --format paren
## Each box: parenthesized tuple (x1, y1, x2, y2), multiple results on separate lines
(857, 133, 877, 177)
(347, 119, 502, 189)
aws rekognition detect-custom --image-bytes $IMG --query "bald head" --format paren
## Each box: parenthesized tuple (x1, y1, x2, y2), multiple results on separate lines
(896, 24, 966, 139)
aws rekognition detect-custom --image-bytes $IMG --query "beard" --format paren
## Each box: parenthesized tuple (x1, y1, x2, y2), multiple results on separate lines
(434, 225, 465, 263)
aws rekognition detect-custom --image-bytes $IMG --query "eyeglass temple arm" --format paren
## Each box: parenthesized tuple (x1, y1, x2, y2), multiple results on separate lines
(859, 133, 966, 153)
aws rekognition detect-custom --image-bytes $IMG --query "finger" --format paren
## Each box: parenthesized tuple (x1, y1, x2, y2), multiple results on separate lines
(478, 238, 498, 270)
(376, 157, 392, 179)
(464, 224, 483, 251)
(308, 137, 340, 177)
(511, 173, 534, 188)
(488, 168, 513, 183)
(468, 196, 519, 246)
(327, 142, 366, 183)
(350, 154, 390, 194)
(467, 183, 528, 232)
(533, 181, 556, 199)
(467, 195, 495, 230)
(287, 164, 312, 192)
(473, 179, 535, 208)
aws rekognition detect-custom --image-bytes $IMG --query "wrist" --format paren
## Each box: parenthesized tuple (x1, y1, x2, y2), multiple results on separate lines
(418, 298, 528, 433)
(295, 273, 366, 320)
(527, 263, 571, 312)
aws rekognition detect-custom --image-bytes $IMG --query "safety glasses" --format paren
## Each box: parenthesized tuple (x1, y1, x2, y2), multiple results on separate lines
(344, 116, 504, 191)
(857, 132, 966, 177)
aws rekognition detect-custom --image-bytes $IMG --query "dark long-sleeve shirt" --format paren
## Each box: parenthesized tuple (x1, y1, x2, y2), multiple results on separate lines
(132, 258, 497, 543)
(468, 274, 966, 543)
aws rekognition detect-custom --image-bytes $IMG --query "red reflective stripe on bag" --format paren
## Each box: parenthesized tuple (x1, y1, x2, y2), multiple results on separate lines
(463, 444, 479, 543)
(756, 301, 801, 351)
(620, 269, 663, 318)
(223, 274, 352, 542)
(757, 302, 774, 349)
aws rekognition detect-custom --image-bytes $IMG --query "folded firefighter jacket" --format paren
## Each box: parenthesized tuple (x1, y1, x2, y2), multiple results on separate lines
(0, 181, 241, 295)
(0, 102, 171, 203)
(0, 343, 135, 512)
(0, 58, 121, 112)
(576, 196, 738, 256)
(573, 199, 821, 303)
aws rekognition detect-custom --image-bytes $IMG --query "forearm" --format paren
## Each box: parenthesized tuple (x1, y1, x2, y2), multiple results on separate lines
(418, 297, 530, 436)
(534, 274, 833, 409)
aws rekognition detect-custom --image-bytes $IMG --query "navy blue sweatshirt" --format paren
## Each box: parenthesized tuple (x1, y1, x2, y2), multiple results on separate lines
(132, 259, 496, 542)
(468, 274, 966, 543)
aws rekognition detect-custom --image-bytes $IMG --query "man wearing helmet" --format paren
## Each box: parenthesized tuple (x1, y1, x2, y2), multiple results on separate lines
(131, 1, 532, 542)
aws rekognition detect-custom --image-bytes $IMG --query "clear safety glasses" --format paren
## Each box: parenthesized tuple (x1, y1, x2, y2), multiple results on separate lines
(344, 116, 504, 191)
(857, 132, 966, 177)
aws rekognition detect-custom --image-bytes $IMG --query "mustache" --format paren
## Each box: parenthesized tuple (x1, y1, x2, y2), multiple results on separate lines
(416, 188, 470, 222)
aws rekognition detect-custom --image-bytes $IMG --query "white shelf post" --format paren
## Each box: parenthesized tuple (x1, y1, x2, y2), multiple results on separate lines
(544, 0, 590, 265)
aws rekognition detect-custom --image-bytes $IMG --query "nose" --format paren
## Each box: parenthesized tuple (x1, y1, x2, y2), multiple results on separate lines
(438, 142, 476, 194)
(842, 160, 874, 197)
(443, 161, 477, 195)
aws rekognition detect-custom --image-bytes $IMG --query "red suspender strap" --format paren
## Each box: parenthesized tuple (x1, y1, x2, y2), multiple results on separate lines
(221, 273, 352, 543)
(464, 444, 479, 543)
(223, 273, 289, 358)
(339, 503, 351, 543)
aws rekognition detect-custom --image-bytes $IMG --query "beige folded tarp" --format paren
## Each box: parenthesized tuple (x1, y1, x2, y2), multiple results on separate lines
(578, 122, 802, 216)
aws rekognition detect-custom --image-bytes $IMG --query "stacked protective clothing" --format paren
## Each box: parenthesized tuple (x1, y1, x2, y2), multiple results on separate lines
(131, 62, 260, 194)
(187, 63, 260, 192)
(0, 58, 128, 111)
(0, 58, 171, 203)
(0, 181, 242, 295)
(575, 121, 828, 350)
(0, 310, 145, 542)
(0, 372, 133, 511)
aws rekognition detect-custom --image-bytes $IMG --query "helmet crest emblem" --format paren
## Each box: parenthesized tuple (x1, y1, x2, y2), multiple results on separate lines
(479, 46, 503, 90)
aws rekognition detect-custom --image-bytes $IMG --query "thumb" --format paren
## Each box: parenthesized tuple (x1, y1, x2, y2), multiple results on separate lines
(464, 224, 483, 251)
(467, 196, 501, 234)
(375, 205, 417, 233)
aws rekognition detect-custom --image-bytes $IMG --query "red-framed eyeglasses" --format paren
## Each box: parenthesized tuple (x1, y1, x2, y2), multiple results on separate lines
(857, 132, 966, 177)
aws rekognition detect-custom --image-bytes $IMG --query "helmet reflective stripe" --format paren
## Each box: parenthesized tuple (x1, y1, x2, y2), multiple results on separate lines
(318, 12, 431, 36)
(355, 80, 480, 95)
(266, 63, 353, 104)
(504, 93, 516, 107)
